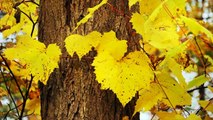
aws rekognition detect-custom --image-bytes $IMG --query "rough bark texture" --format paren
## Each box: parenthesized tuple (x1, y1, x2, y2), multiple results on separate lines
(38, 0, 141, 119)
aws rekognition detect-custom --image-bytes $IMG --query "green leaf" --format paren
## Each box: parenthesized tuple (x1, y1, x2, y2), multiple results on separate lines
(180, 16, 213, 40)
(187, 75, 210, 89)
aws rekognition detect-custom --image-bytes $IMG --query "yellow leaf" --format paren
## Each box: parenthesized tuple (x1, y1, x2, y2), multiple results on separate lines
(26, 98, 40, 115)
(134, 83, 163, 114)
(65, 31, 127, 60)
(186, 114, 201, 120)
(92, 51, 153, 106)
(0, 0, 14, 13)
(131, 0, 186, 50)
(139, 0, 161, 16)
(18, 2, 38, 22)
(21, 21, 38, 39)
(3, 22, 24, 38)
(180, 16, 213, 40)
(0, 87, 7, 97)
(0, 10, 16, 28)
(199, 100, 213, 113)
(122, 116, 129, 120)
(163, 41, 188, 61)
(187, 75, 210, 89)
(9, 60, 29, 77)
(168, 58, 187, 88)
(157, 111, 184, 120)
(157, 71, 191, 107)
(18, 2, 38, 38)
(130, 13, 146, 37)
(74, 0, 108, 30)
(65, 31, 102, 59)
(128, 0, 141, 8)
(4, 35, 61, 84)
(205, 55, 213, 66)
(208, 86, 213, 92)
(97, 31, 127, 60)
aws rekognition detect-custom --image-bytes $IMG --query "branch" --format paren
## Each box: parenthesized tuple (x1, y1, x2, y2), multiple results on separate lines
(187, 86, 211, 93)
(19, 75, 34, 119)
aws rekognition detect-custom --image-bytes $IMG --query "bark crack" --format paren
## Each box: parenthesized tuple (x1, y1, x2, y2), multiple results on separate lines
(65, 0, 72, 27)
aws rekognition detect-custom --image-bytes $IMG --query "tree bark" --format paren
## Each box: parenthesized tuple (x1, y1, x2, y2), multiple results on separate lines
(38, 0, 140, 119)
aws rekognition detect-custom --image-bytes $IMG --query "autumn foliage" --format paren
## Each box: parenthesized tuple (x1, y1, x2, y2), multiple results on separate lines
(0, 0, 213, 119)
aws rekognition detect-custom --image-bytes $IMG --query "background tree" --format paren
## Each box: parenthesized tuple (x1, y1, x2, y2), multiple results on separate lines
(38, 0, 139, 119)
(0, 0, 212, 120)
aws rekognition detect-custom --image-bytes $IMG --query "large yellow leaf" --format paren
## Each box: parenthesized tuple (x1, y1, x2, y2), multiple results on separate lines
(4, 35, 61, 84)
(92, 51, 153, 106)
(65, 31, 126, 60)
(65, 31, 102, 59)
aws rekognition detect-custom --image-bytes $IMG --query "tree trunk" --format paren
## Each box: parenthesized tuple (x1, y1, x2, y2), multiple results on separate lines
(38, 0, 140, 119)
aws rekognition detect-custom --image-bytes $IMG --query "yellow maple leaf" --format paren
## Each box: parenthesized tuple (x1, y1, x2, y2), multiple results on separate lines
(92, 51, 153, 106)
(65, 31, 102, 59)
(65, 31, 126, 60)
(4, 35, 61, 84)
